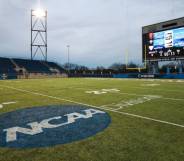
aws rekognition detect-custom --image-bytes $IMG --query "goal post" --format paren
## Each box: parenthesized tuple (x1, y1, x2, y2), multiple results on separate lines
(125, 45, 147, 71)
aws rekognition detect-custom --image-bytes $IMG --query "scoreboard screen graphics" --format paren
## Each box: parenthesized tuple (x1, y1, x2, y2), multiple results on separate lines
(143, 27, 184, 60)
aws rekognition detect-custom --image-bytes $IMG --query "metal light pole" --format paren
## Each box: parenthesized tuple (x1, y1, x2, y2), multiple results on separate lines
(67, 45, 70, 73)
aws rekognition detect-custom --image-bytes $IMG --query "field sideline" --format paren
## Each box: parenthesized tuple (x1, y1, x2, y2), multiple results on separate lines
(0, 78, 184, 161)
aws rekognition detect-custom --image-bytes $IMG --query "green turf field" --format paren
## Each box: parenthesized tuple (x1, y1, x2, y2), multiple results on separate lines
(0, 78, 184, 161)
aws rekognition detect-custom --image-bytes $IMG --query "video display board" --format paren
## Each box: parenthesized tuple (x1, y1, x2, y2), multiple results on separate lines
(143, 26, 184, 61)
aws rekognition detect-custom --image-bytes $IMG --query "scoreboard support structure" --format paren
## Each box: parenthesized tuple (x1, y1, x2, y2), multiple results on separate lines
(147, 61, 159, 74)
(179, 60, 184, 73)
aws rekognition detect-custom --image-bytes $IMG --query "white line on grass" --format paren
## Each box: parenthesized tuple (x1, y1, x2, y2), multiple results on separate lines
(1, 85, 184, 128)
(66, 80, 184, 94)
(134, 86, 184, 93)
(78, 87, 184, 101)
(2, 102, 17, 105)
(101, 104, 121, 111)
(100, 95, 160, 111)
(64, 86, 184, 101)
(100, 104, 116, 110)
(117, 92, 184, 101)
(0, 101, 17, 109)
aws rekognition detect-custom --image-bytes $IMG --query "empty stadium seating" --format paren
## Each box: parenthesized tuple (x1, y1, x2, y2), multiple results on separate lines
(46, 62, 64, 72)
(13, 59, 51, 73)
(0, 57, 64, 75)
(0, 57, 16, 74)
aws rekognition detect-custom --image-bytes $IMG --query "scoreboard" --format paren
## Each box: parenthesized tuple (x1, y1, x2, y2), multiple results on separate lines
(142, 17, 184, 61)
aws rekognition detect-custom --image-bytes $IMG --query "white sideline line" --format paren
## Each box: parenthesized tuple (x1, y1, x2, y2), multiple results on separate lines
(1, 85, 184, 128)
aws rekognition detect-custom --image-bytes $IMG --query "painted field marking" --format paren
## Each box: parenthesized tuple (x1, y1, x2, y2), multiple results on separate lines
(66, 86, 184, 102)
(176, 80, 184, 83)
(1, 85, 184, 128)
(66, 86, 161, 97)
(101, 95, 161, 110)
(80, 86, 184, 101)
(134, 86, 184, 93)
(2, 102, 17, 105)
(83, 78, 109, 81)
(145, 79, 184, 83)
(85, 89, 120, 95)
(61, 84, 183, 96)
(0, 102, 17, 109)
(65, 87, 184, 101)
(141, 84, 160, 87)
(100, 104, 116, 111)
(86, 91, 106, 95)
(87, 78, 184, 83)
(117, 92, 184, 101)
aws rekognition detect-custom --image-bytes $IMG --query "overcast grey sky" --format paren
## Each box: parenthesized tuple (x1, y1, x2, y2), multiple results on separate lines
(0, 0, 183, 67)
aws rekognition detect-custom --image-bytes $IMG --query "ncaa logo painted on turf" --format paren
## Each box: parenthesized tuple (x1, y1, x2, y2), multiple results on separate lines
(0, 105, 111, 148)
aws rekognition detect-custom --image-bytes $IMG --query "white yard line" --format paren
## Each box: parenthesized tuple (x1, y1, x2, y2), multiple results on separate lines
(1, 85, 184, 128)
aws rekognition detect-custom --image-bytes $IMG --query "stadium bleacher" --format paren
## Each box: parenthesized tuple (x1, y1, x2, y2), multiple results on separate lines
(0, 57, 16, 74)
(46, 62, 65, 73)
(0, 57, 64, 75)
(13, 59, 51, 73)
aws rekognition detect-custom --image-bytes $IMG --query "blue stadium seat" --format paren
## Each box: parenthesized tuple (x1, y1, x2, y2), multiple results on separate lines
(0, 57, 64, 75)
(0, 57, 16, 74)
(13, 59, 51, 73)
(46, 62, 64, 72)
(13, 58, 64, 74)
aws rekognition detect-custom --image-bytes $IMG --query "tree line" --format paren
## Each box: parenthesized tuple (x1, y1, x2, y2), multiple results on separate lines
(61, 62, 183, 74)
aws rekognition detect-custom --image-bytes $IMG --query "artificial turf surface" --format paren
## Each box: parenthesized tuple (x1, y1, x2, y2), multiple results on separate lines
(0, 78, 184, 161)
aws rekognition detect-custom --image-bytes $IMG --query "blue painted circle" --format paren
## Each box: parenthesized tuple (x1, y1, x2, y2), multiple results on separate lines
(0, 105, 111, 148)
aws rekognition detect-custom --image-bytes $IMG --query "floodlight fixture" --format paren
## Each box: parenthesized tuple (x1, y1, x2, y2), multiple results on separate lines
(32, 9, 46, 18)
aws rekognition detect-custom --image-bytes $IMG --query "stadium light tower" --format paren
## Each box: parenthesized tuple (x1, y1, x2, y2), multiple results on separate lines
(31, 8, 47, 61)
